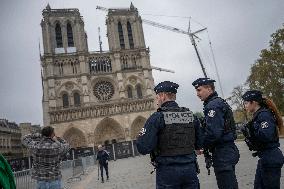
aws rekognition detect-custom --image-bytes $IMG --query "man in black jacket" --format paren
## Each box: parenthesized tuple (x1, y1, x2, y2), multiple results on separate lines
(96, 145, 110, 183)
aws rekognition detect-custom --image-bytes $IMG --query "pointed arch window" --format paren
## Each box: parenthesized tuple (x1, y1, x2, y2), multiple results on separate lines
(59, 63, 64, 75)
(71, 62, 77, 74)
(74, 92, 80, 106)
(62, 93, 69, 108)
(121, 55, 128, 69)
(55, 23, 63, 48)
(127, 86, 133, 98)
(136, 84, 143, 99)
(67, 23, 74, 47)
(118, 22, 125, 49)
(127, 22, 134, 49)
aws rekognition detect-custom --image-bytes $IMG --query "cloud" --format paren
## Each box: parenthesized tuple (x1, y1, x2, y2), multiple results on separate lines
(0, 0, 283, 124)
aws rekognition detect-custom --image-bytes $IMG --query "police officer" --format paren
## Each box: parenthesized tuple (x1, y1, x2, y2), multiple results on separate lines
(242, 90, 284, 189)
(192, 78, 239, 189)
(96, 145, 110, 183)
(136, 81, 203, 189)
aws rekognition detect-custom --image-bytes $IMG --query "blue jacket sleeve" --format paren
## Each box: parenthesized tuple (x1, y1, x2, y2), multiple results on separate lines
(136, 112, 161, 155)
(193, 116, 203, 150)
(253, 111, 277, 142)
(203, 105, 224, 148)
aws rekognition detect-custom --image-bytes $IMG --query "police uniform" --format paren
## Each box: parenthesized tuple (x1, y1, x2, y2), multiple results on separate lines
(192, 78, 239, 189)
(136, 81, 202, 189)
(242, 90, 284, 189)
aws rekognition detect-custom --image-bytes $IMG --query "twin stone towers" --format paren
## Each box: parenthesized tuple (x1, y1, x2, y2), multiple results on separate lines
(41, 4, 156, 148)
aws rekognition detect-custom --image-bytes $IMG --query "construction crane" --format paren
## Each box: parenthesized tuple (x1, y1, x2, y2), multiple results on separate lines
(142, 19, 208, 77)
(96, 6, 175, 74)
(151, 66, 175, 73)
(96, 5, 207, 77)
(144, 19, 224, 97)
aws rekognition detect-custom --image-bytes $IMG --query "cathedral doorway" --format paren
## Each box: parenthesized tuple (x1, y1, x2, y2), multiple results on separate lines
(63, 127, 87, 148)
(130, 116, 147, 139)
(94, 118, 125, 145)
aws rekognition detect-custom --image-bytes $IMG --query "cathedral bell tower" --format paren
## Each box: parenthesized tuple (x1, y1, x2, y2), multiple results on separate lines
(41, 4, 88, 55)
(106, 3, 146, 51)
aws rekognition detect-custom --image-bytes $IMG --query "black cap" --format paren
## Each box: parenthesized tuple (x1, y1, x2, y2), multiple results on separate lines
(192, 78, 216, 89)
(242, 90, 263, 102)
(154, 81, 179, 94)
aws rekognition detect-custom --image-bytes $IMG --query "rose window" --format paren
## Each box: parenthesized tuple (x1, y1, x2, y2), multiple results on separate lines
(93, 81, 114, 101)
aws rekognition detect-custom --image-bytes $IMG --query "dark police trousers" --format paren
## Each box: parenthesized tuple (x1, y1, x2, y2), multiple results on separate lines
(254, 148, 284, 189)
(156, 163, 199, 189)
(100, 162, 109, 180)
(212, 144, 239, 189)
(214, 165, 238, 189)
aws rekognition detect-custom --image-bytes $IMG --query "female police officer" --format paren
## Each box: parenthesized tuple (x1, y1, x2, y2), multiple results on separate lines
(242, 90, 284, 189)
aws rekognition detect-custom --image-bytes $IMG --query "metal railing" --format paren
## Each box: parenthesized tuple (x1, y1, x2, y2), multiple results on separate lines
(14, 170, 36, 189)
(13, 156, 96, 189)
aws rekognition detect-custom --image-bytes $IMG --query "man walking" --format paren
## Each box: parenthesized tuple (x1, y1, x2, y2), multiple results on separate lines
(192, 78, 239, 189)
(136, 81, 203, 189)
(96, 145, 110, 183)
(22, 126, 70, 189)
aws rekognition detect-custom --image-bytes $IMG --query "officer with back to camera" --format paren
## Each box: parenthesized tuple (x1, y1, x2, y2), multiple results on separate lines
(136, 81, 203, 189)
(192, 78, 239, 189)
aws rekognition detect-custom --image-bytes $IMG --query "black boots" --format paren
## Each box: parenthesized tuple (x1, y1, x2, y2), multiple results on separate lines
(101, 176, 109, 183)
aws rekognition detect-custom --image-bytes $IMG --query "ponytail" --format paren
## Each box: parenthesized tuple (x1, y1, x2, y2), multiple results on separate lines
(262, 98, 284, 136)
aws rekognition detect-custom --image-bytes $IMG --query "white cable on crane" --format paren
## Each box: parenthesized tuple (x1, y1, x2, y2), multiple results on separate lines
(206, 30, 225, 98)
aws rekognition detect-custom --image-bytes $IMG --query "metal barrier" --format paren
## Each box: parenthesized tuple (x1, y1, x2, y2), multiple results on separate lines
(61, 159, 73, 170)
(82, 156, 95, 169)
(12, 141, 140, 188)
(13, 155, 96, 189)
(72, 158, 84, 179)
(14, 169, 36, 189)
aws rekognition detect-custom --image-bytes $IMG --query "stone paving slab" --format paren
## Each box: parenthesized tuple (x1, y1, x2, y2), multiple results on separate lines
(70, 140, 284, 189)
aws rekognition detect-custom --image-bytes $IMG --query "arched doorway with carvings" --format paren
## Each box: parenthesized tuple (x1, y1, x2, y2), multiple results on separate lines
(94, 117, 125, 145)
(63, 127, 87, 148)
(130, 116, 147, 139)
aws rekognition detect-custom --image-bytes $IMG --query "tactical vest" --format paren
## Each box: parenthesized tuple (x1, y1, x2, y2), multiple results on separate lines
(221, 98, 237, 135)
(157, 107, 195, 156)
(211, 97, 237, 135)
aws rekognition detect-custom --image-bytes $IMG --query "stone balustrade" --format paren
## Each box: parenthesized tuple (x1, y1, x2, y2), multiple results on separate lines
(49, 98, 155, 123)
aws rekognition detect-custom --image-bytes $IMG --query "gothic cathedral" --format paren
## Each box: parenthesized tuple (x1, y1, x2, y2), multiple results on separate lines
(40, 4, 156, 148)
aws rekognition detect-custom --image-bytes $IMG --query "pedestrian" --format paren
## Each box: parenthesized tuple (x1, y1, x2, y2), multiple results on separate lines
(22, 126, 70, 189)
(136, 81, 203, 189)
(0, 153, 16, 189)
(241, 90, 284, 189)
(96, 145, 110, 183)
(192, 78, 239, 189)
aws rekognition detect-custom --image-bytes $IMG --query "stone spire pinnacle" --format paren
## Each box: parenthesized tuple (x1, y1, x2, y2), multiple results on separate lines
(46, 3, 51, 10)
(130, 2, 135, 10)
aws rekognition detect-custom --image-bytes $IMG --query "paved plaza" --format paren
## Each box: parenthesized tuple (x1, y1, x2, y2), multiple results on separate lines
(69, 140, 284, 189)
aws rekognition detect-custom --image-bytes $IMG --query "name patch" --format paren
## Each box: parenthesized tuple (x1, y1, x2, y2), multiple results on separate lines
(163, 111, 193, 124)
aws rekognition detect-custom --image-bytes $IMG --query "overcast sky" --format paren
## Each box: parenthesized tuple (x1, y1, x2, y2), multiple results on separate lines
(0, 0, 283, 125)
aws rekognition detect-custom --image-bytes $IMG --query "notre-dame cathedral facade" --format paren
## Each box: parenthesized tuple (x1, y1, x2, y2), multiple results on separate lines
(40, 4, 156, 148)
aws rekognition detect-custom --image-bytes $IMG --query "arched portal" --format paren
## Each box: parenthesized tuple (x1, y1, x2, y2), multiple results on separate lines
(130, 116, 147, 139)
(63, 127, 87, 148)
(94, 118, 125, 145)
